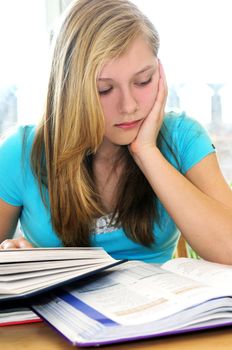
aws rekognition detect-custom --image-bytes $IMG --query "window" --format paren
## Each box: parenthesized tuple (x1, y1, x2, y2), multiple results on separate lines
(0, 0, 49, 129)
(0, 0, 231, 181)
(132, 0, 232, 182)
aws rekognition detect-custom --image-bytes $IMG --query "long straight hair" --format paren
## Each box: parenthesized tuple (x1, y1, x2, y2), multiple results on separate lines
(31, 0, 160, 246)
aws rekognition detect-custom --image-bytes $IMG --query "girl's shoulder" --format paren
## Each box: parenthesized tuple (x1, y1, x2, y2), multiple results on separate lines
(163, 110, 204, 134)
(0, 125, 37, 206)
(0, 124, 36, 156)
(162, 110, 211, 148)
(162, 110, 215, 174)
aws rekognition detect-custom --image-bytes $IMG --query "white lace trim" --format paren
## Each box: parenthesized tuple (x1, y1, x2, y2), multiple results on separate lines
(94, 213, 118, 234)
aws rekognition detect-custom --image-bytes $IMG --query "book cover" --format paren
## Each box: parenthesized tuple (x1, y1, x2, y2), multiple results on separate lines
(0, 310, 42, 327)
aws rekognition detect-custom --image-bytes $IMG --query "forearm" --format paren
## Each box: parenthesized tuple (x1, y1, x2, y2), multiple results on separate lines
(133, 147, 232, 264)
(0, 198, 22, 245)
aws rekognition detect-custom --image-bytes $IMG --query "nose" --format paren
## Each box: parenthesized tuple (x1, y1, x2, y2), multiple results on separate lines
(118, 87, 138, 115)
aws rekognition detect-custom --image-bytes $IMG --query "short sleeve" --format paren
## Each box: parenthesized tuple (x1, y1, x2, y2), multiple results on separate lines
(174, 114, 215, 174)
(0, 127, 25, 205)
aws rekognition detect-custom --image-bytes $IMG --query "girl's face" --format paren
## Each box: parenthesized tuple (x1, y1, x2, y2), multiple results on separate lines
(97, 35, 159, 152)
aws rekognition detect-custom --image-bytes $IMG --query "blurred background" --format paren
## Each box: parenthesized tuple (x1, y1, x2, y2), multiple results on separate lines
(0, 0, 231, 182)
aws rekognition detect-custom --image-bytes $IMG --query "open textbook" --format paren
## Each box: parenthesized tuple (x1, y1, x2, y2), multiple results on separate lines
(32, 258, 232, 347)
(0, 247, 125, 302)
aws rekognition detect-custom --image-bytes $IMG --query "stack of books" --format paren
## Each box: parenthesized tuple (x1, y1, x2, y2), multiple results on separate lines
(1, 247, 232, 347)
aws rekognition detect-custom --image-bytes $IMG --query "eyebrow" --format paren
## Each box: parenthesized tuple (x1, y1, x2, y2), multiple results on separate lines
(98, 65, 155, 81)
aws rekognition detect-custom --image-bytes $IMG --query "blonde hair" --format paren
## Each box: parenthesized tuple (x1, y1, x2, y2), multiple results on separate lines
(31, 0, 160, 246)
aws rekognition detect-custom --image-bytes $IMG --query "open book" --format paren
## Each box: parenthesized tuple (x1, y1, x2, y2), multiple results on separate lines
(0, 247, 125, 302)
(32, 258, 232, 347)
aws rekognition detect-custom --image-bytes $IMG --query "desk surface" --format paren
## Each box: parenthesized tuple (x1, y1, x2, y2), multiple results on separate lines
(1, 322, 232, 350)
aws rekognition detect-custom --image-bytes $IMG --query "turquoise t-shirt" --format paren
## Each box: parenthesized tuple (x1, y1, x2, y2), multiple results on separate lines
(0, 112, 215, 263)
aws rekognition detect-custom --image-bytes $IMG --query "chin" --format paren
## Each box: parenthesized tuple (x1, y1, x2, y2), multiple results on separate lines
(121, 130, 139, 144)
(115, 137, 137, 147)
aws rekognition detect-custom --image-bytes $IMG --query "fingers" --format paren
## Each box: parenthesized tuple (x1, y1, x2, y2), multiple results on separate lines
(147, 60, 167, 124)
(159, 61, 168, 109)
(17, 237, 33, 248)
(156, 61, 168, 110)
(128, 60, 168, 155)
(0, 239, 16, 249)
(0, 237, 33, 249)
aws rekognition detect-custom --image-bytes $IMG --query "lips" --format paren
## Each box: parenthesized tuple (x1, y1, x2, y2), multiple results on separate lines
(115, 119, 143, 129)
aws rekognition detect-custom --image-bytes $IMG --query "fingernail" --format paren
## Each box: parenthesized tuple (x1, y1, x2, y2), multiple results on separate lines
(2, 242, 14, 249)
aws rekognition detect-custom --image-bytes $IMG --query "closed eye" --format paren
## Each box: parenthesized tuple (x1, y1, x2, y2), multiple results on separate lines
(135, 77, 152, 87)
(98, 87, 113, 95)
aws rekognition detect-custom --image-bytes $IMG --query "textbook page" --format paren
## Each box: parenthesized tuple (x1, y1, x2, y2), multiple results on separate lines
(162, 258, 232, 290)
(0, 247, 125, 301)
(58, 260, 230, 325)
(32, 260, 232, 346)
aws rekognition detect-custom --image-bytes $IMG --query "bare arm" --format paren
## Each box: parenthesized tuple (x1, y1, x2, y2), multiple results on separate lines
(135, 149, 232, 264)
(0, 198, 32, 248)
(129, 63, 232, 264)
(0, 198, 21, 239)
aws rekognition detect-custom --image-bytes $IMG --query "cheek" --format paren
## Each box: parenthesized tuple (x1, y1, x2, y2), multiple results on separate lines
(137, 81, 159, 113)
(99, 96, 115, 122)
